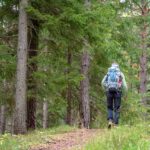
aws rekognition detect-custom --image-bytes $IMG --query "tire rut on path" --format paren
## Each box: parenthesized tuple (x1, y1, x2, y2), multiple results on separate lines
(30, 129, 103, 150)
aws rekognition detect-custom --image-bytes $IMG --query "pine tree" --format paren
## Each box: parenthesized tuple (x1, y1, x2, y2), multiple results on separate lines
(79, 0, 91, 128)
(27, 19, 39, 129)
(14, 0, 28, 134)
(139, 0, 149, 98)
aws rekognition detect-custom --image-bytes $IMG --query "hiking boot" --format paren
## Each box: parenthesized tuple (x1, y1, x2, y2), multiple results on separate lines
(113, 123, 118, 128)
(108, 120, 113, 129)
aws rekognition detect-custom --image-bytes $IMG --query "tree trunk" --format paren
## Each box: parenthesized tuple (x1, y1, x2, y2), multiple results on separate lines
(27, 20, 39, 129)
(66, 48, 72, 125)
(79, 42, 90, 128)
(79, 0, 91, 129)
(43, 99, 48, 129)
(27, 99, 36, 129)
(0, 105, 6, 134)
(139, 2, 148, 102)
(11, 113, 15, 134)
(14, 0, 28, 134)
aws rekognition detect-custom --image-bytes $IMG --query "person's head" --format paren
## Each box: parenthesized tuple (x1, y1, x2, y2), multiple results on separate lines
(111, 61, 119, 68)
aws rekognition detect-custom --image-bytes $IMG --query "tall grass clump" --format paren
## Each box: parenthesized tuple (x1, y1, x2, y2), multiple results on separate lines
(85, 123, 150, 150)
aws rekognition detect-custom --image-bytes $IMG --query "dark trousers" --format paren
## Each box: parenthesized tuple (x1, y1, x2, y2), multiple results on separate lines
(106, 90, 122, 124)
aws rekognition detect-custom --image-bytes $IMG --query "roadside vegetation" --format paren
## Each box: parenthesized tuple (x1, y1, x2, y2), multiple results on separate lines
(0, 125, 76, 150)
(85, 123, 150, 150)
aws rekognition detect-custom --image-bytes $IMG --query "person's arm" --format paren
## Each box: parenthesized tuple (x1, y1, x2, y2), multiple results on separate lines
(101, 75, 108, 90)
(121, 72, 128, 94)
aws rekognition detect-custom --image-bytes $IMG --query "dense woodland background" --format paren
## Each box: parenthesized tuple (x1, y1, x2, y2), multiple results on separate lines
(0, 0, 149, 135)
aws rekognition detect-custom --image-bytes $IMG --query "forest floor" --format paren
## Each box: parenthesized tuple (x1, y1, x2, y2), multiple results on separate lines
(0, 124, 148, 150)
(30, 128, 103, 150)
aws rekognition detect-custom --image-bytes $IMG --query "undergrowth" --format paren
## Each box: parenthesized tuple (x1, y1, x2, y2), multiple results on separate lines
(85, 123, 150, 150)
(0, 125, 76, 150)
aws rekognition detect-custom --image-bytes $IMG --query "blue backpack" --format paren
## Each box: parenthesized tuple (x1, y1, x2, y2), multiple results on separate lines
(106, 67, 122, 92)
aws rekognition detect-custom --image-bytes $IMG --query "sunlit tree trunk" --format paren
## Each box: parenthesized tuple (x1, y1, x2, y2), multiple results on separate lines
(43, 99, 48, 129)
(14, 0, 28, 134)
(41, 46, 49, 129)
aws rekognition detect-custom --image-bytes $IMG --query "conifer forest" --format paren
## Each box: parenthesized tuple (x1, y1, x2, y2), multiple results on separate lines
(0, 0, 150, 150)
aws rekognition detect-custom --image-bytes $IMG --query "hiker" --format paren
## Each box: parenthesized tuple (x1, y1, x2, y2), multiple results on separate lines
(101, 62, 127, 128)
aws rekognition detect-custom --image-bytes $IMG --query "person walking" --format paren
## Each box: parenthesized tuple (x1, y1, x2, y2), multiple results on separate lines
(101, 62, 127, 128)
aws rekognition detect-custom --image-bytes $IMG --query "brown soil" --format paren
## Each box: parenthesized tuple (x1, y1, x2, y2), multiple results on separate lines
(30, 129, 102, 150)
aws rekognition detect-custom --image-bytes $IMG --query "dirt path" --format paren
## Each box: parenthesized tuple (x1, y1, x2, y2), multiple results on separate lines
(30, 129, 103, 150)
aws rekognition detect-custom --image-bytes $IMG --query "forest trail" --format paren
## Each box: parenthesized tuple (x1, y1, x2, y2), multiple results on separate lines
(30, 128, 104, 150)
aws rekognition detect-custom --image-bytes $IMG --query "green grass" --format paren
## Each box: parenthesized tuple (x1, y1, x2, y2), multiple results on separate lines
(1, 123, 149, 150)
(84, 123, 150, 150)
(0, 125, 76, 150)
